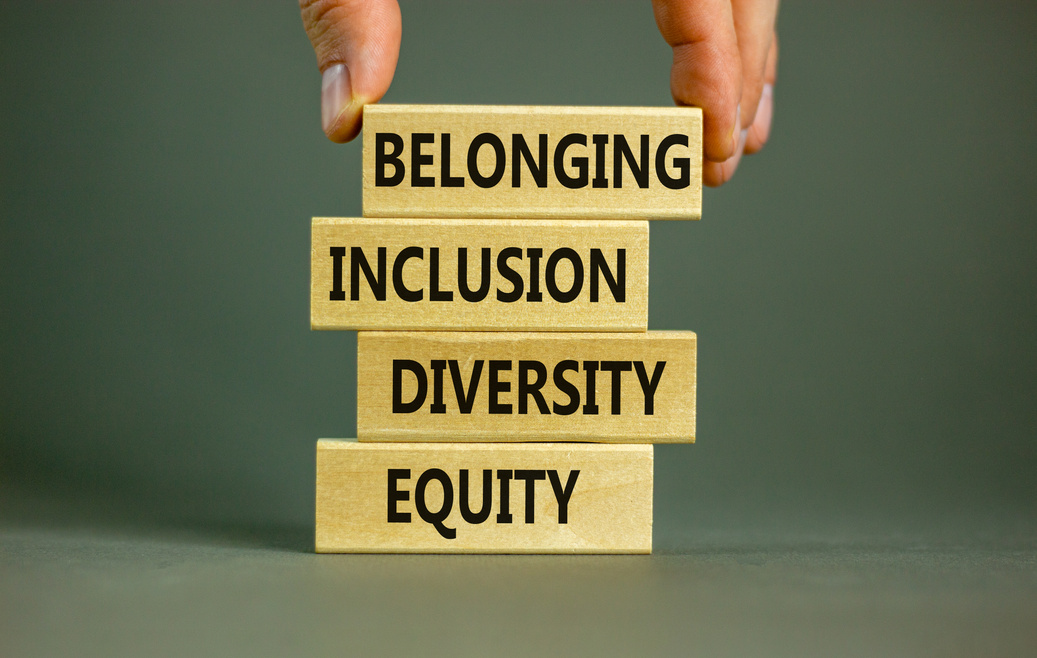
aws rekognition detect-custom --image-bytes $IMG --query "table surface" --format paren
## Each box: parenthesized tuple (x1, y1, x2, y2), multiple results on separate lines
(3, 514, 1035, 658)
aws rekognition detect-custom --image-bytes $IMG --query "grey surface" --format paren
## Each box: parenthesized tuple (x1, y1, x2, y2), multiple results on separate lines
(2, 0, 1036, 655)
(2, 524, 1036, 657)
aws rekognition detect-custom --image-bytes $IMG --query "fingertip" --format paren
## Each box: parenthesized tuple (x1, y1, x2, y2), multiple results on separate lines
(702, 161, 725, 188)
(698, 100, 741, 164)
(323, 104, 363, 143)
(703, 126, 747, 187)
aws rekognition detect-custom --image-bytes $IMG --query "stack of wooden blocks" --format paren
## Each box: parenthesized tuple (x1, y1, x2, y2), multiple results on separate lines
(311, 105, 701, 553)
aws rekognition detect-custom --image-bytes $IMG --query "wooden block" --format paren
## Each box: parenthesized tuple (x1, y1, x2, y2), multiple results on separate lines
(315, 440, 652, 554)
(362, 105, 702, 220)
(357, 331, 696, 443)
(311, 217, 648, 331)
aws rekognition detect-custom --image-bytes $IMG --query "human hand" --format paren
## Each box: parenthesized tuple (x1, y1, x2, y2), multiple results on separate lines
(299, 0, 402, 143)
(653, 0, 779, 186)
(300, 0, 778, 187)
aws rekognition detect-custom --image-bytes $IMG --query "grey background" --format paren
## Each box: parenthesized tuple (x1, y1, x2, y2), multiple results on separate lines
(2, 1, 1035, 655)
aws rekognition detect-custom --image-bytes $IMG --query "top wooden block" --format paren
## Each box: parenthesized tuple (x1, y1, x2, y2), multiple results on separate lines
(362, 105, 702, 220)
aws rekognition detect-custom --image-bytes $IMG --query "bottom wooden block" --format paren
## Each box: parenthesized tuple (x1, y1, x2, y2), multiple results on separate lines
(316, 440, 653, 554)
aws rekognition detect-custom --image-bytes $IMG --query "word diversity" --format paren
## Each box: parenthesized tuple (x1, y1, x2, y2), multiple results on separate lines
(313, 105, 701, 554)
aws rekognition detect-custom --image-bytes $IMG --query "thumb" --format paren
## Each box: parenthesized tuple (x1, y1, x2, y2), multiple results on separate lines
(299, 0, 402, 143)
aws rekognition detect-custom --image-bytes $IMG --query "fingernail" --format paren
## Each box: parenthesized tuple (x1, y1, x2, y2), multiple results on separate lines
(755, 84, 774, 144)
(728, 128, 749, 179)
(730, 103, 742, 155)
(714, 127, 749, 185)
(321, 64, 352, 135)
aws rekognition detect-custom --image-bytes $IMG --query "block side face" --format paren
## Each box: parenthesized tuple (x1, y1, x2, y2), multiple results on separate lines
(362, 105, 701, 220)
(356, 332, 696, 443)
(310, 217, 648, 331)
(315, 441, 652, 553)
(689, 333, 697, 442)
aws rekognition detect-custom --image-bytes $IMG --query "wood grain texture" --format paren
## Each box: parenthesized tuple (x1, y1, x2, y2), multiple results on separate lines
(311, 217, 648, 331)
(362, 105, 702, 220)
(357, 331, 696, 443)
(315, 440, 652, 554)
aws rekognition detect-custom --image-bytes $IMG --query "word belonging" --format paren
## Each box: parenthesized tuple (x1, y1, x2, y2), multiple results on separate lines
(375, 132, 694, 190)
